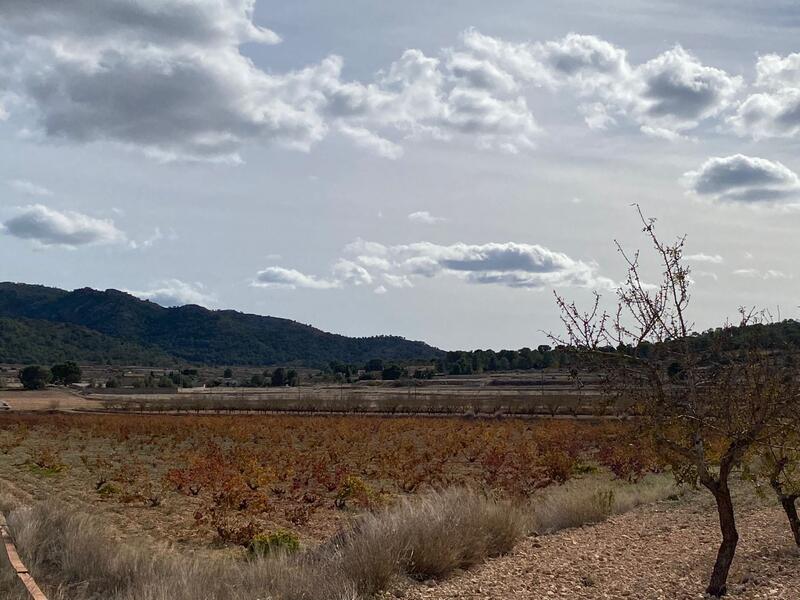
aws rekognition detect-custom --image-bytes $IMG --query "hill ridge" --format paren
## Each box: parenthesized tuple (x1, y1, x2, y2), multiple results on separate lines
(0, 282, 442, 367)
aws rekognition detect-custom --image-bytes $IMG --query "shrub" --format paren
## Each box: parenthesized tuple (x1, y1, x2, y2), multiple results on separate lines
(97, 482, 122, 498)
(248, 530, 300, 557)
(335, 475, 376, 510)
(359, 488, 526, 579)
(28, 447, 66, 475)
(540, 448, 576, 483)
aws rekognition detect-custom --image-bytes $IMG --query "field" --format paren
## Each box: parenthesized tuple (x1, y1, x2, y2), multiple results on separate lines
(0, 412, 658, 545)
(1, 405, 800, 598)
(0, 409, 677, 599)
(0, 388, 97, 412)
(68, 369, 626, 419)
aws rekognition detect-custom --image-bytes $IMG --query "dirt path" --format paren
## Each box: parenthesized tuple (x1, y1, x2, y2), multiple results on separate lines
(402, 497, 800, 600)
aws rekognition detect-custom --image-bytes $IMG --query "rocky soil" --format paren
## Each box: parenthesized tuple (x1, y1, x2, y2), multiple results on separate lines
(400, 491, 800, 600)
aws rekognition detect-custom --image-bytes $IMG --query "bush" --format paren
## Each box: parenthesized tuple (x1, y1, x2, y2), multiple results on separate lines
(248, 530, 300, 557)
(97, 482, 122, 498)
(335, 475, 377, 510)
(355, 488, 526, 579)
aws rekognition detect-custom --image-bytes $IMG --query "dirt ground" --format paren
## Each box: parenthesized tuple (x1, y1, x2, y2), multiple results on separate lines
(0, 389, 100, 411)
(399, 491, 800, 600)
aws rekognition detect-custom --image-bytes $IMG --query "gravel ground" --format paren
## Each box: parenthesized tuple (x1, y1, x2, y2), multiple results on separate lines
(400, 494, 800, 600)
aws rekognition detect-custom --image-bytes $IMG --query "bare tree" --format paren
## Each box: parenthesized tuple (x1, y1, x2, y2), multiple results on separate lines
(553, 207, 799, 596)
(745, 410, 800, 546)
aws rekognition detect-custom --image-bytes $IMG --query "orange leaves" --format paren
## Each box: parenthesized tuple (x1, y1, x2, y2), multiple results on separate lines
(1, 412, 657, 546)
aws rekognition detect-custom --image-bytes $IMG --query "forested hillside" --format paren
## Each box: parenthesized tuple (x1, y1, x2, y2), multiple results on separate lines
(0, 283, 442, 367)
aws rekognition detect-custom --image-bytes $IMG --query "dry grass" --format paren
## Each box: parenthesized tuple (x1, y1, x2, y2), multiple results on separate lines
(529, 474, 677, 534)
(338, 487, 527, 582)
(0, 550, 28, 600)
(0, 488, 523, 600)
(0, 478, 676, 600)
(4, 502, 357, 600)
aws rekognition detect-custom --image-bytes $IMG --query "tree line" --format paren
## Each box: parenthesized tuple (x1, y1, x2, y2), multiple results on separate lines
(18, 361, 82, 390)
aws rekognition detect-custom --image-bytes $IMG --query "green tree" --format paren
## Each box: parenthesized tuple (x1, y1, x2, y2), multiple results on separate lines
(365, 358, 384, 372)
(223, 368, 233, 378)
(271, 368, 287, 387)
(19, 365, 51, 390)
(51, 361, 82, 385)
(286, 369, 299, 387)
(381, 364, 404, 380)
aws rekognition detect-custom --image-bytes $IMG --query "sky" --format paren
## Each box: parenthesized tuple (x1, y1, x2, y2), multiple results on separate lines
(2, 0, 800, 351)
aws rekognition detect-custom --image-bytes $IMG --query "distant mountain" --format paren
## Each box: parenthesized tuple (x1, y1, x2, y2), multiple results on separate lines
(0, 282, 443, 367)
(0, 316, 175, 366)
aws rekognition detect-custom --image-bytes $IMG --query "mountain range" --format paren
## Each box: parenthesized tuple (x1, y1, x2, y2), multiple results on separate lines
(0, 282, 443, 367)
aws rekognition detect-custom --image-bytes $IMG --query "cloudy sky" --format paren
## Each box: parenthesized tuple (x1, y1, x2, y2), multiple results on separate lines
(2, 0, 800, 350)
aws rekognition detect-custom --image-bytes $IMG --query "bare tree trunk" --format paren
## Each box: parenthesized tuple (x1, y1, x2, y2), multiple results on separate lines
(779, 494, 800, 546)
(769, 467, 800, 546)
(704, 480, 738, 597)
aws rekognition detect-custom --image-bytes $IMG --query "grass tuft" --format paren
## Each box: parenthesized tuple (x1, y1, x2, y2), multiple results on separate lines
(529, 474, 677, 534)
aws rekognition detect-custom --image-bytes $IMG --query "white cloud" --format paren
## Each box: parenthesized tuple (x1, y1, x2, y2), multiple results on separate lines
(349, 240, 614, 291)
(398, 241, 612, 288)
(8, 179, 53, 197)
(333, 46, 541, 154)
(332, 259, 373, 286)
(0, 1, 327, 162)
(0, 0, 280, 47)
(683, 154, 800, 203)
(253, 239, 611, 293)
(732, 268, 792, 280)
(353, 256, 389, 270)
(408, 210, 446, 224)
(253, 266, 339, 290)
(373, 285, 388, 295)
(0, 7, 755, 161)
(631, 46, 741, 131)
(336, 124, 403, 159)
(456, 31, 740, 137)
(730, 89, 800, 140)
(730, 52, 800, 139)
(128, 279, 215, 307)
(382, 273, 414, 288)
(755, 53, 800, 88)
(685, 253, 724, 264)
(1, 204, 126, 248)
(0, 8, 543, 161)
(344, 239, 389, 256)
(127, 226, 179, 250)
(692, 270, 719, 281)
(640, 126, 692, 142)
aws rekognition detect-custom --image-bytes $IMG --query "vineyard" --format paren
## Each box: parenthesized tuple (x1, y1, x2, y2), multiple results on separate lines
(0, 413, 661, 551)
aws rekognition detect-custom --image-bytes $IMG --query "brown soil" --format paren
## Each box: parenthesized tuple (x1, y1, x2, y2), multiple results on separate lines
(0, 389, 100, 412)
